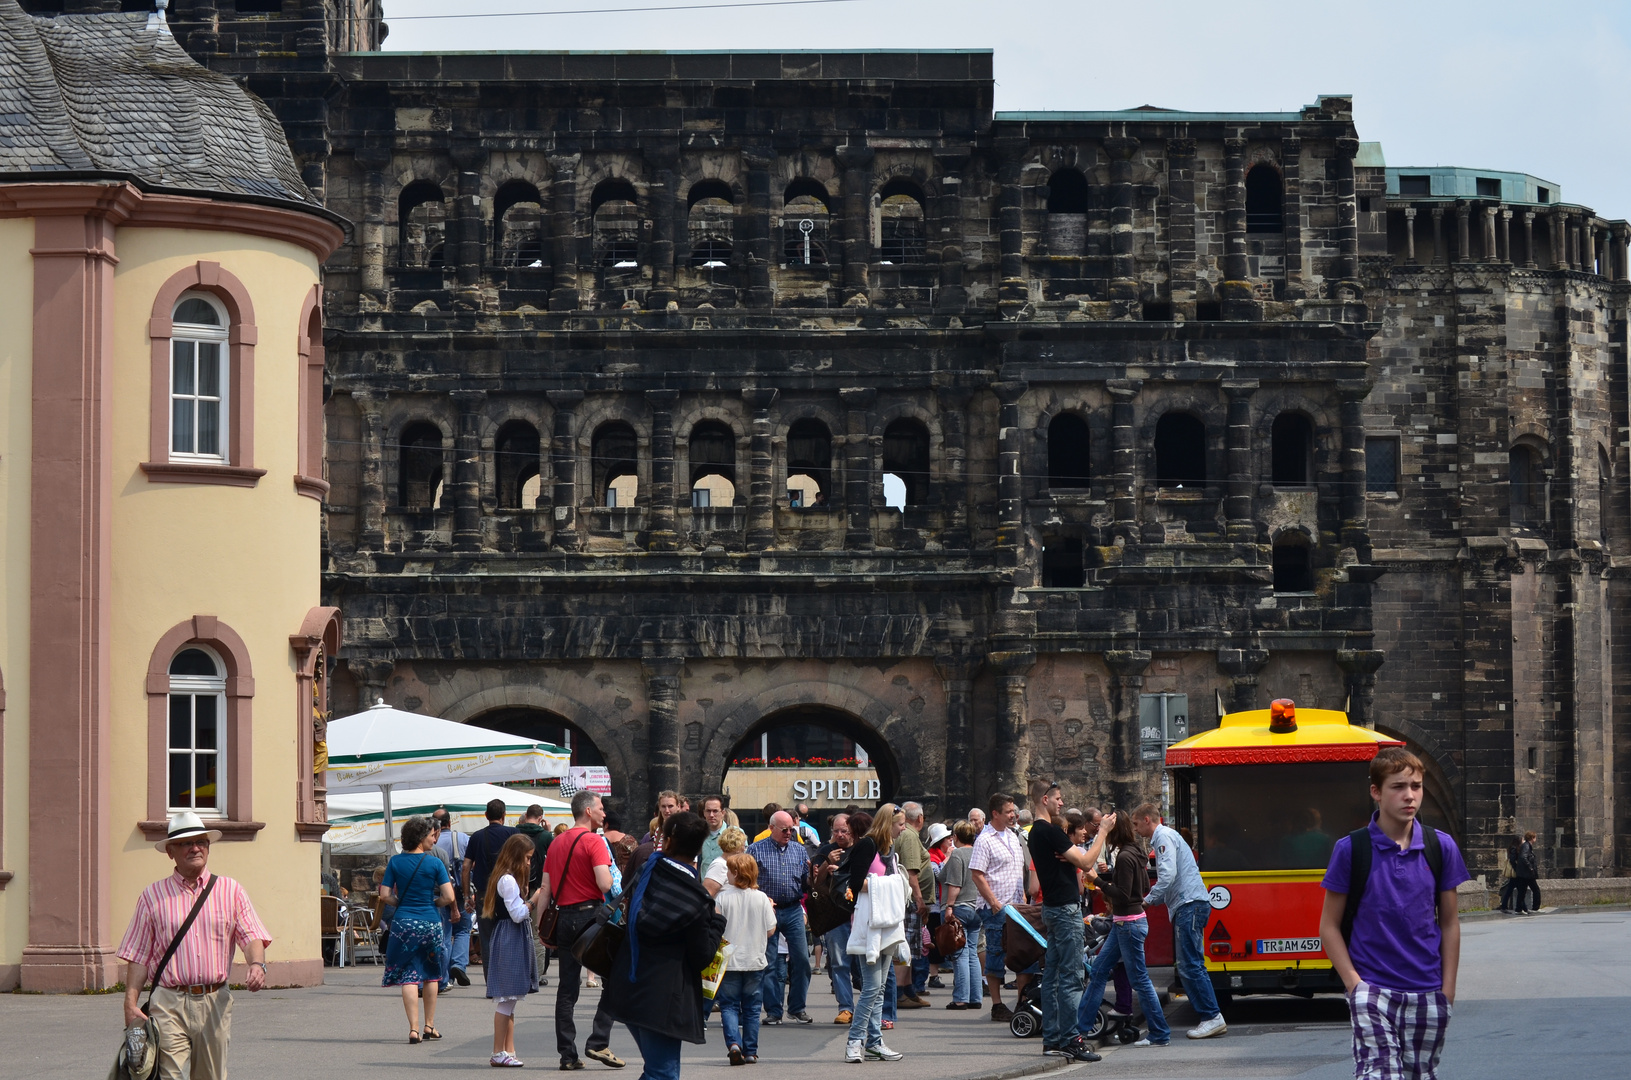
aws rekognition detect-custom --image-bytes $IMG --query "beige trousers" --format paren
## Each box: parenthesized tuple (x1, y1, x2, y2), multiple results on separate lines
(149, 986, 233, 1080)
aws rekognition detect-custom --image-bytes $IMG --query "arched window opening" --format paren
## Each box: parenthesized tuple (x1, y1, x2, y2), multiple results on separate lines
(691, 474, 735, 508)
(495, 421, 541, 509)
(398, 180, 448, 268)
(170, 293, 229, 462)
(397, 421, 446, 509)
(1046, 169, 1090, 214)
(1510, 444, 1545, 525)
(591, 178, 642, 268)
(1272, 533, 1314, 593)
(783, 179, 833, 265)
(689, 421, 736, 502)
(1271, 413, 1315, 487)
(494, 180, 546, 268)
(882, 418, 931, 506)
(592, 421, 640, 508)
(1245, 164, 1284, 233)
(786, 418, 832, 506)
(1154, 413, 1207, 489)
(1042, 536, 1086, 588)
(687, 179, 736, 268)
(1047, 413, 1092, 489)
(1600, 446, 1613, 545)
(877, 179, 926, 265)
(723, 705, 901, 831)
(168, 646, 226, 813)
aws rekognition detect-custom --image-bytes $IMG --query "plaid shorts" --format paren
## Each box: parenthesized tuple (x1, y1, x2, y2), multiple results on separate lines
(1347, 981, 1453, 1080)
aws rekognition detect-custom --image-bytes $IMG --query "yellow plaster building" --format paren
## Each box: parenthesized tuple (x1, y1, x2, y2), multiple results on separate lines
(0, 4, 344, 991)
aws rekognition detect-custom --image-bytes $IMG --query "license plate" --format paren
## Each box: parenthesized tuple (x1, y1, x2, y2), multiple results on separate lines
(1256, 937, 1321, 955)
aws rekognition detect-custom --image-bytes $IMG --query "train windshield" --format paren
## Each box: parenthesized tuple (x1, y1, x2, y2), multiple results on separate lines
(1193, 762, 1375, 872)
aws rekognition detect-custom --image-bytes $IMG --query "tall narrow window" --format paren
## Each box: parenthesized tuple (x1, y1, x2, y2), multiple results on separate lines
(398, 422, 446, 508)
(782, 179, 833, 265)
(687, 180, 736, 268)
(1047, 413, 1092, 489)
(1510, 444, 1543, 524)
(1272, 533, 1313, 593)
(168, 647, 226, 813)
(1271, 413, 1314, 487)
(1365, 436, 1399, 494)
(786, 418, 833, 505)
(170, 294, 229, 462)
(1245, 165, 1284, 233)
(494, 180, 546, 268)
(882, 418, 931, 506)
(593, 421, 640, 507)
(1154, 413, 1207, 488)
(495, 421, 541, 509)
(398, 181, 448, 268)
(877, 179, 927, 265)
(592, 178, 642, 268)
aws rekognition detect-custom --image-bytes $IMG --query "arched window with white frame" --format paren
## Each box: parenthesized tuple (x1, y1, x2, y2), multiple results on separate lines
(168, 646, 227, 814)
(170, 293, 230, 463)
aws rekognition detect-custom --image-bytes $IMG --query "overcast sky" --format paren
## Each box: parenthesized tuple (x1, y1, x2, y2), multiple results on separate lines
(380, 0, 1631, 216)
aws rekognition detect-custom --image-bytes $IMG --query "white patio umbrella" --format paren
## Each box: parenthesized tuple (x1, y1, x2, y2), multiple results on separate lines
(323, 783, 573, 852)
(325, 701, 570, 851)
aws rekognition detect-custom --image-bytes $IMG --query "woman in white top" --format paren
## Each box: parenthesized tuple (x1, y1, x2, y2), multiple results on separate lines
(703, 826, 748, 898)
(715, 852, 777, 1065)
(481, 834, 541, 1068)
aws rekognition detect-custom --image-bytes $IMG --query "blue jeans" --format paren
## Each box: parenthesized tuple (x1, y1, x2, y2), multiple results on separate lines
(952, 906, 982, 1004)
(1171, 900, 1222, 1020)
(883, 964, 897, 1022)
(981, 908, 1007, 976)
(628, 1025, 682, 1080)
(761, 904, 810, 1018)
(847, 954, 889, 1047)
(718, 970, 763, 1056)
(1080, 918, 1169, 1043)
(445, 906, 471, 972)
(1041, 904, 1087, 1046)
(912, 954, 931, 995)
(823, 927, 854, 1010)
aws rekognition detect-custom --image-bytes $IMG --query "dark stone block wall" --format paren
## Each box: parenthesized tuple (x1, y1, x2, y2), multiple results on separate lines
(41, 0, 1624, 872)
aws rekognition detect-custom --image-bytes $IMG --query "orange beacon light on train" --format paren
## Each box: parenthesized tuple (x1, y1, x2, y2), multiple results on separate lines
(1163, 700, 1402, 1002)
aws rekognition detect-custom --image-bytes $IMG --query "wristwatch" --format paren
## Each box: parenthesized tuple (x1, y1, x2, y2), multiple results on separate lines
(250, 962, 268, 972)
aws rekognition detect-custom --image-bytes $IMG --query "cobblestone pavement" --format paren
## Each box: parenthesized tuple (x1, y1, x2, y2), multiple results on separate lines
(3, 909, 1626, 1079)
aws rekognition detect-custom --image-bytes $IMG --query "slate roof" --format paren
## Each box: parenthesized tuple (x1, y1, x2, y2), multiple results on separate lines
(0, 2, 318, 206)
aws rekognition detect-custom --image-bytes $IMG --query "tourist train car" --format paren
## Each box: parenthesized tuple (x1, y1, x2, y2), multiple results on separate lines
(1164, 700, 1403, 1002)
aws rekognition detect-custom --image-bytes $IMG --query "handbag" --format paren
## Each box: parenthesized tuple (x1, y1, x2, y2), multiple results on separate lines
(806, 861, 850, 937)
(933, 911, 966, 955)
(570, 900, 626, 978)
(537, 832, 587, 948)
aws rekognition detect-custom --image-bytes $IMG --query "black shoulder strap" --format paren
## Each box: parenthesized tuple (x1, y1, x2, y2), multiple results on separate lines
(1422, 825, 1444, 892)
(1339, 828, 1371, 944)
(144, 875, 218, 1011)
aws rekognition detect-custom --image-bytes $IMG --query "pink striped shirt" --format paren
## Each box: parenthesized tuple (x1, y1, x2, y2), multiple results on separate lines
(117, 871, 271, 987)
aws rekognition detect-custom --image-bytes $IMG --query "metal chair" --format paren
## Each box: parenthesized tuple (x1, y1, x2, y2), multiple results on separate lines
(344, 897, 384, 965)
(320, 894, 347, 967)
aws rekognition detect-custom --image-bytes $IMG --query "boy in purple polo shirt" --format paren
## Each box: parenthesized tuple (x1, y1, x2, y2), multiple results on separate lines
(1319, 747, 1469, 1080)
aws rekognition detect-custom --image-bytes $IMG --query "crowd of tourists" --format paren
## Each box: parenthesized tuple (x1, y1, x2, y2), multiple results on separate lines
(117, 746, 1466, 1080)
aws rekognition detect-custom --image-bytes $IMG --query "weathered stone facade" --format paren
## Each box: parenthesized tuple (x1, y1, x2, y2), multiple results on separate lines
(35, 0, 1626, 875)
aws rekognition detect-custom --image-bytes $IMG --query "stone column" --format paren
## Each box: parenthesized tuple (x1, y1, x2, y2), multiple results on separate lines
(1106, 136, 1142, 303)
(744, 147, 775, 308)
(1109, 379, 1140, 543)
(1166, 138, 1198, 306)
(346, 658, 396, 713)
(1334, 138, 1360, 285)
(647, 148, 678, 309)
(995, 380, 1028, 553)
(451, 141, 487, 309)
(1224, 381, 1257, 540)
(1550, 207, 1568, 268)
(1336, 649, 1386, 730)
(839, 387, 876, 549)
(1217, 647, 1269, 713)
(1499, 209, 1513, 264)
(1280, 136, 1305, 298)
(996, 137, 1028, 318)
(1523, 212, 1536, 267)
(548, 154, 581, 311)
(1105, 650, 1152, 809)
(450, 390, 485, 551)
(1481, 205, 1498, 262)
(1455, 201, 1472, 262)
(1339, 382, 1370, 555)
(1431, 206, 1446, 264)
(991, 650, 1037, 798)
(645, 389, 679, 551)
(1611, 224, 1629, 282)
(355, 391, 386, 550)
(547, 389, 583, 550)
(742, 387, 779, 548)
(934, 151, 970, 313)
(642, 658, 684, 810)
(936, 654, 983, 816)
(356, 149, 391, 307)
(935, 384, 973, 549)
(1403, 207, 1417, 264)
(1221, 138, 1250, 286)
(837, 144, 874, 305)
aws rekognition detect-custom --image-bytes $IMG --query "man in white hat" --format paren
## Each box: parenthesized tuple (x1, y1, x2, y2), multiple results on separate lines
(118, 811, 272, 1080)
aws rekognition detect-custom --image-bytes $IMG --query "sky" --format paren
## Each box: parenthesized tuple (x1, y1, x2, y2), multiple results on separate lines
(379, 0, 1631, 217)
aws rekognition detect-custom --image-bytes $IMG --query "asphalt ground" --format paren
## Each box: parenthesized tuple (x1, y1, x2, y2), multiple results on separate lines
(3, 907, 1627, 1079)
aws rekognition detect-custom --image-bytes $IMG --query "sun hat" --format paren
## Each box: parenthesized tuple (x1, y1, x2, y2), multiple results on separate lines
(154, 810, 223, 853)
(925, 822, 952, 848)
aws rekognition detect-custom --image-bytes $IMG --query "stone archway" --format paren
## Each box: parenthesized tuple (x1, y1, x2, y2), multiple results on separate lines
(440, 684, 635, 809)
(1374, 719, 1462, 841)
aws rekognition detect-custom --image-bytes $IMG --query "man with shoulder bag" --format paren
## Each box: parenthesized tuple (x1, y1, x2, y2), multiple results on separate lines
(117, 812, 272, 1080)
(541, 791, 623, 1070)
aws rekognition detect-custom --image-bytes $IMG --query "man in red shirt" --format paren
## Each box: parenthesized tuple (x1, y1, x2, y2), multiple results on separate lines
(542, 790, 621, 1070)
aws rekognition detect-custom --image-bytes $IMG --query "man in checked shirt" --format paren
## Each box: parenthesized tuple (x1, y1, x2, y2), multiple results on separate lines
(748, 810, 815, 1025)
(119, 812, 272, 1080)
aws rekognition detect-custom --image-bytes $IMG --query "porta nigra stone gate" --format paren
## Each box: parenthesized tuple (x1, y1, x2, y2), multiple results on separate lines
(38, 0, 1628, 877)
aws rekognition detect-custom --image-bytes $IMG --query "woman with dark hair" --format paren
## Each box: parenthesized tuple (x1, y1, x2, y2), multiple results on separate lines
(483, 832, 541, 1067)
(379, 815, 455, 1044)
(842, 803, 908, 1063)
(604, 811, 727, 1080)
(1077, 813, 1170, 1046)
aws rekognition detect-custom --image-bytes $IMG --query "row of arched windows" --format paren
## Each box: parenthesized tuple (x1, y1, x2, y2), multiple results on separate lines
(1044, 411, 1315, 489)
(1042, 163, 1285, 233)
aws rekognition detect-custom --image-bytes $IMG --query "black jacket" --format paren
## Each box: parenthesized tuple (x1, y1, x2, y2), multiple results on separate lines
(516, 821, 551, 892)
(1097, 842, 1149, 917)
(603, 857, 726, 1044)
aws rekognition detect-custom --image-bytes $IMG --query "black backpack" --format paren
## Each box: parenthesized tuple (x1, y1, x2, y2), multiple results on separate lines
(1339, 824, 1447, 944)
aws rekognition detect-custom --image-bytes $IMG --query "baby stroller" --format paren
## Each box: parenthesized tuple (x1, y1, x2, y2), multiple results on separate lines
(1007, 910, 1139, 1046)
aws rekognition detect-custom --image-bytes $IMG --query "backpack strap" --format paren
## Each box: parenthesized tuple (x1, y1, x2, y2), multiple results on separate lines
(1338, 827, 1371, 945)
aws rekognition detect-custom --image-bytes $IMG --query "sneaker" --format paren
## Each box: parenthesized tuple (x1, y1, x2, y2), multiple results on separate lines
(729, 1045, 746, 1067)
(1064, 1039, 1102, 1063)
(896, 996, 929, 1010)
(585, 1048, 625, 1069)
(491, 1052, 525, 1068)
(1042, 1045, 1070, 1058)
(790, 1011, 814, 1024)
(834, 1010, 853, 1025)
(865, 1042, 904, 1061)
(845, 1040, 864, 1064)
(1187, 1014, 1228, 1040)
(928, 976, 946, 989)
(990, 1002, 1013, 1022)
(1132, 1038, 1170, 1047)
(762, 1015, 783, 1026)
(560, 1061, 584, 1072)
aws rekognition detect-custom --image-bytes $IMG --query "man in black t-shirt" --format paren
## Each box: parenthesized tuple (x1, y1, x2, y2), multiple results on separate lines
(1026, 781, 1105, 1063)
(461, 798, 518, 981)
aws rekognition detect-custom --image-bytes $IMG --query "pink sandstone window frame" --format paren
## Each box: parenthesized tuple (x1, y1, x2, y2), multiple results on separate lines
(141, 261, 267, 487)
(0, 665, 8, 889)
(295, 285, 329, 499)
(142, 616, 264, 842)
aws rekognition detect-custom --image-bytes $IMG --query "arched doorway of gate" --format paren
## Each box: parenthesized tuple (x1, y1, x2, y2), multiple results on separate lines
(721, 705, 900, 839)
(465, 707, 611, 811)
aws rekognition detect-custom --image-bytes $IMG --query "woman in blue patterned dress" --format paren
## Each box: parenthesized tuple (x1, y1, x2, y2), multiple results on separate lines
(482, 833, 542, 1067)
(380, 815, 455, 1043)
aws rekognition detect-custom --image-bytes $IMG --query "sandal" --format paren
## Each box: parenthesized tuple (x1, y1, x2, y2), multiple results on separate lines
(423, 1027, 442, 1040)
(408, 1030, 421, 1045)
